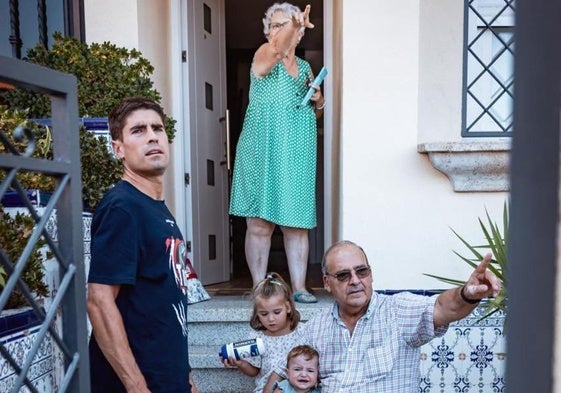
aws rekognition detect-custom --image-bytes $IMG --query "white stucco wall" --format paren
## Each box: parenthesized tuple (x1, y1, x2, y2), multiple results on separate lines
(417, 0, 463, 144)
(84, 0, 140, 49)
(339, 0, 508, 289)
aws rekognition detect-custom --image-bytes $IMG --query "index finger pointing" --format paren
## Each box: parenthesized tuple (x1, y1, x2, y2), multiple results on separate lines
(476, 253, 493, 272)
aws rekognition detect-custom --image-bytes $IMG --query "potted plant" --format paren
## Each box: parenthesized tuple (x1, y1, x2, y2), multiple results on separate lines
(424, 202, 508, 321)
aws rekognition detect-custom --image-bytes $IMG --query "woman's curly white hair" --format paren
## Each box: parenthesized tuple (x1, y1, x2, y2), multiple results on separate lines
(262, 2, 306, 37)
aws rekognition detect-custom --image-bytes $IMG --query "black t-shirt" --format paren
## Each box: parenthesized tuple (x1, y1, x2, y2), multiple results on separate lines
(88, 181, 191, 393)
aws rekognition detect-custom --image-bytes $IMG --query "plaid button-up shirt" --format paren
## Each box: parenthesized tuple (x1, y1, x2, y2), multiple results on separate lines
(302, 292, 447, 392)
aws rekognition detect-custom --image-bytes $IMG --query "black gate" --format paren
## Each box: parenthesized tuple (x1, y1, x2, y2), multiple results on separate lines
(0, 55, 90, 392)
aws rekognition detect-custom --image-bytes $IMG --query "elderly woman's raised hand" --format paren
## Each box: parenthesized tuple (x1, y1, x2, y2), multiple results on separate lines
(292, 4, 315, 30)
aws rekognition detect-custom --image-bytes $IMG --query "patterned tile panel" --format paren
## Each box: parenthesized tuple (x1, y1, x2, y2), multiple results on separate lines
(420, 303, 506, 392)
(0, 325, 56, 393)
(0, 209, 92, 392)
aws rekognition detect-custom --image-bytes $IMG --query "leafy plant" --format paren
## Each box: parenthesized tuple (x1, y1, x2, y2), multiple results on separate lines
(78, 125, 122, 210)
(1, 32, 176, 210)
(0, 106, 122, 210)
(425, 202, 508, 320)
(0, 205, 49, 309)
(2, 32, 176, 143)
(0, 106, 55, 190)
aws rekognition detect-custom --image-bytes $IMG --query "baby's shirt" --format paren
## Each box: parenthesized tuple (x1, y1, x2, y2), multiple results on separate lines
(273, 379, 321, 392)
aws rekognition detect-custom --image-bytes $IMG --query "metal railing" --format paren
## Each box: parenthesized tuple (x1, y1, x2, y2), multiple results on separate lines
(462, 0, 515, 136)
(0, 55, 90, 392)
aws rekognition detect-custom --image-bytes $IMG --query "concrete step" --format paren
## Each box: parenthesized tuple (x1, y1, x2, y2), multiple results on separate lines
(187, 293, 330, 347)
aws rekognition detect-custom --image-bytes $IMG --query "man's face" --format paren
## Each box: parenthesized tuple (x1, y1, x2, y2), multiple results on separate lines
(112, 109, 169, 177)
(323, 244, 373, 310)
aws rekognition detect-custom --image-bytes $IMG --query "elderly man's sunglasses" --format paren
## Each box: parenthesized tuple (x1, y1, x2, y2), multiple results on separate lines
(325, 265, 371, 282)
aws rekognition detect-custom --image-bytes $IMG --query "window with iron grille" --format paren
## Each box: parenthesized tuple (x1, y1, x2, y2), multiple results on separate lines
(463, 0, 515, 136)
(0, 0, 84, 59)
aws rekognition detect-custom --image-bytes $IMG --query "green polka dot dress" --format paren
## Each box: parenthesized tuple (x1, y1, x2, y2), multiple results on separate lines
(229, 57, 317, 229)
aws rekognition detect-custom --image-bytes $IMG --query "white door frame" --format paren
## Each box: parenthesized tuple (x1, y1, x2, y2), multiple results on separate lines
(168, 0, 337, 273)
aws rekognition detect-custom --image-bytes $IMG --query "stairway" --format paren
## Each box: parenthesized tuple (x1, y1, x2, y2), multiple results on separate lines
(187, 293, 330, 393)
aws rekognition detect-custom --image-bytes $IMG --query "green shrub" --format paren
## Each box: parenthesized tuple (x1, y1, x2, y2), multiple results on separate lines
(0, 206, 49, 309)
(0, 106, 122, 210)
(3, 32, 176, 143)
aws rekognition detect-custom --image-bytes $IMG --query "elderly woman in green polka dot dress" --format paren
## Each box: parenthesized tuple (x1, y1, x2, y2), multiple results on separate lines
(229, 2, 325, 303)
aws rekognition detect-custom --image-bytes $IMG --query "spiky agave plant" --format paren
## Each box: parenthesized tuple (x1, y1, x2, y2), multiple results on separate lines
(425, 202, 508, 321)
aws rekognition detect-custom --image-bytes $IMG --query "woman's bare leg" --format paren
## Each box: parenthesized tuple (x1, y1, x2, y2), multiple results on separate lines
(280, 226, 309, 293)
(245, 217, 276, 287)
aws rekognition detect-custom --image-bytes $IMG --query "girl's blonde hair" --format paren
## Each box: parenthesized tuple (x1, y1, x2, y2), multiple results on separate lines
(249, 272, 301, 331)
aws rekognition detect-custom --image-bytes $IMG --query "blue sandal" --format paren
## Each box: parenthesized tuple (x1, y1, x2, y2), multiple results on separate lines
(293, 290, 318, 303)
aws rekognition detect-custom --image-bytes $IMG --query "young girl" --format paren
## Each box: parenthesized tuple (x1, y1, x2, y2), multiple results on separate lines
(221, 272, 304, 392)
(273, 345, 321, 393)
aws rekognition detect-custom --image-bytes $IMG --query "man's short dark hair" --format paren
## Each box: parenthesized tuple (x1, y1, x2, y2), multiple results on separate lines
(109, 97, 166, 141)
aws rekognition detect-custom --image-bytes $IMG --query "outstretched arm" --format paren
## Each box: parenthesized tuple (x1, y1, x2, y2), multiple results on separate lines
(433, 253, 502, 328)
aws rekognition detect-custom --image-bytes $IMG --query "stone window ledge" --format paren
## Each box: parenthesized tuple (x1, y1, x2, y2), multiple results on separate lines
(417, 139, 511, 192)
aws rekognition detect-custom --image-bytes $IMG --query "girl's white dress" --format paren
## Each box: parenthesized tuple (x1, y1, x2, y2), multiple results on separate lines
(246, 324, 305, 393)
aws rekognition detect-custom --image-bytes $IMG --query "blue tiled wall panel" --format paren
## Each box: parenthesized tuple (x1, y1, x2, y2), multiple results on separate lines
(419, 304, 506, 392)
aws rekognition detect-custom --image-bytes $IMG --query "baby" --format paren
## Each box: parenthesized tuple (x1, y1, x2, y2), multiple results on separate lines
(273, 345, 321, 393)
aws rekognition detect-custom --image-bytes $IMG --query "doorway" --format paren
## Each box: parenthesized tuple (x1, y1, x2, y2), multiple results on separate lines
(222, 0, 325, 291)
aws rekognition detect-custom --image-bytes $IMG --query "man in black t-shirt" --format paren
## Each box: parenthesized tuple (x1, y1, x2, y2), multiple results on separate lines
(87, 97, 199, 393)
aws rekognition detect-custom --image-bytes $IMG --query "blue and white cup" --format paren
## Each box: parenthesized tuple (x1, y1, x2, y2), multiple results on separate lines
(219, 338, 265, 361)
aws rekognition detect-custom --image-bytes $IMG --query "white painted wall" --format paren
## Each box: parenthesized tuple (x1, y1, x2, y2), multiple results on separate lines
(417, 0, 463, 144)
(84, 0, 140, 49)
(339, 0, 508, 289)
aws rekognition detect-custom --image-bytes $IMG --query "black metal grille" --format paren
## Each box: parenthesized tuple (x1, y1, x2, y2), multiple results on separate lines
(0, 55, 90, 392)
(463, 0, 515, 136)
(2, 0, 85, 59)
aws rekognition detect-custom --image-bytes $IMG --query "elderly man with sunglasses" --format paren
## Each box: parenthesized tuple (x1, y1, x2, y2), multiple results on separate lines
(265, 240, 502, 393)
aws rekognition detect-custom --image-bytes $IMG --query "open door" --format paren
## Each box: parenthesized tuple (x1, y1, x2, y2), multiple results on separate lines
(182, 0, 324, 289)
(225, 0, 325, 285)
(184, 0, 230, 285)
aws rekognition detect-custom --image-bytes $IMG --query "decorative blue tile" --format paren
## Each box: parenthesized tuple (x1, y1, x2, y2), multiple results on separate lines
(0, 323, 60, 393)
(0, 210, 92, 392)
(420, 302, 506, 392)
